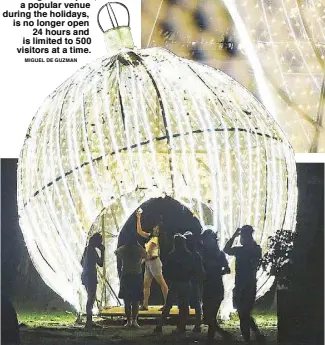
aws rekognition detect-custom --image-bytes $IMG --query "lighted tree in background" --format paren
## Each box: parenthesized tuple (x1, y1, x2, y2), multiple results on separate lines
(142, 0, 325, 152)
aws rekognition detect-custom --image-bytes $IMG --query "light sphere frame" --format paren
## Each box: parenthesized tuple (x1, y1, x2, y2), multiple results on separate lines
(17, 21, 297, 317)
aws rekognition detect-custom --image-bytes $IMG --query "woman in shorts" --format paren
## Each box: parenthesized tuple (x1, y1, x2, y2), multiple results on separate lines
(136, 209, 168, 310)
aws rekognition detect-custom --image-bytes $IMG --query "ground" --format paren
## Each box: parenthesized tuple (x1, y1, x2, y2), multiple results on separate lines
(16, 309, 286, 345)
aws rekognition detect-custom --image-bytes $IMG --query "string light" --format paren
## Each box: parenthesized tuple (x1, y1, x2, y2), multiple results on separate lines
(228, 0, 325, 152)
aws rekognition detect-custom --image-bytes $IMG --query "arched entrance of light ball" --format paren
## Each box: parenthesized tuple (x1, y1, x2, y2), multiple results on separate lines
(88, 195, 210, 308)
(117, 196, 206, 306)
(117, 196, 206, 246)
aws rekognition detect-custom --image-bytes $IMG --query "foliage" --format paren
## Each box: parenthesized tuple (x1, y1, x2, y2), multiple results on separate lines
(259, 230, 296, 287)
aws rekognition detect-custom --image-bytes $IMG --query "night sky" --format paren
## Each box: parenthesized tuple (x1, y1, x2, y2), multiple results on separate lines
(1, 159, 324, 315)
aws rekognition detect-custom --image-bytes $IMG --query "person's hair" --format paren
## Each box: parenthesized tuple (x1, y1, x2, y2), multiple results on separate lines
(89, 233, 102, 247)
(240, 225, 254, 237)
(200, 228, 221, 254)
(201, 228, 218, 241)
(149, 221, 162, 239)
(171, 233, 190, 254)
(184, 231, 196, 251)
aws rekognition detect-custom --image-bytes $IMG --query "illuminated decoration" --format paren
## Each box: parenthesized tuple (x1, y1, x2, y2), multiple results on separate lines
(17, 2, 297, 317)
(225, 0, 325, 153)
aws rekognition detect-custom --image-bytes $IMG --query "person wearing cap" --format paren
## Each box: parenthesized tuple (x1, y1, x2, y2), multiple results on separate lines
(224, 225, 265, 343)
(136, 209, 168, 311)
(200, 229, 231, 343)
(184, 231, 205, 333)
(81, 233, 105, 329)
(154, 233, 194, 334)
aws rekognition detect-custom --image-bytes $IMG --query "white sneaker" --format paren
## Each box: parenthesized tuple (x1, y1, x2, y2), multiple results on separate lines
(132, 320, 140, 328)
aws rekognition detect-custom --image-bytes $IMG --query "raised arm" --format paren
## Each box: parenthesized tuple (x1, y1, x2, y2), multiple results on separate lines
(97, 244, 105, 267)
(221, 252, 231, 275)
(224, 228, 241, 255)
(136, 210, 150, 239)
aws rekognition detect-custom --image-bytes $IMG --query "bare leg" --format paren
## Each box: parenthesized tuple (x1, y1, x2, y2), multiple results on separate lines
(124, 300, 132, 326)
(154, 274, 169, 304)
(132, 302, 139, 320)
(131, 301, 140, 328)
(142, 275, 153, 308)
(85, 284, 97, 328)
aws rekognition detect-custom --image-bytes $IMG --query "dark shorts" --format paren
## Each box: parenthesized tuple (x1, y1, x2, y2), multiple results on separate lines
(233, 284, 256, 311)
(82, 273, 97, 292)
(118, 273, 143, 302)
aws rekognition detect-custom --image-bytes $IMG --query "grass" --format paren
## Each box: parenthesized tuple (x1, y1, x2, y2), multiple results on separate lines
(16, 307, 278, 345)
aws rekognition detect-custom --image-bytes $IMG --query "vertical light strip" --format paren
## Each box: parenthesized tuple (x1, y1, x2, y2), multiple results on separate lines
(131, 65, 163, 192)
(127, 63, 152, 189)
(92, 72, 112, 205)
(184, 81, 221, 241)
(102, 63, 129, 215)
(141, 54, 188, 210)
(67, 76, 96, 225)
(45, 89, 84, 263)
(116, 62, 138, 192)
(146, 53, 204, 221)
(149, 56, 195, 210)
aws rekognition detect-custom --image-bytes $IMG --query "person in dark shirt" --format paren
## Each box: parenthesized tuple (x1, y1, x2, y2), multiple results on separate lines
(81, 233, 105, 329)
(154, 233, 193, 334)
(184, 231, 204, 333)
(224, 225, 264, 343)
(115, 240, 147, 328)
(200, 229, 231, 343)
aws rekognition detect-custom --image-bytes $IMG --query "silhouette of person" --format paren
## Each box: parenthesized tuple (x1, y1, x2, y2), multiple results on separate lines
(81, 233, 105, 329)
(184, 231, 205, 333)
(115, 239, 147, 328)
(136, 209, 168, 310)
(154, 233, 193, 334)
(200, 229, 231, 343)
(1, 294, 20, 345)
(224, 225, 265, 343)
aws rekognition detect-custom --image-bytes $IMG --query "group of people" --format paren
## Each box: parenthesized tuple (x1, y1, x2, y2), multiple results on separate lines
(81, 209, 265, 344)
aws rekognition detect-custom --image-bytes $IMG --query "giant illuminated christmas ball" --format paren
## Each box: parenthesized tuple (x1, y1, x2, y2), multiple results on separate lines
(17, 2, 297, 316)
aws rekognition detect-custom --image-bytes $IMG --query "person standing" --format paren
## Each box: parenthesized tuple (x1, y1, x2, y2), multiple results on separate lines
(81, 233, 105, 329)
(200, 229, 231, 343)
(154, 233, 193, 334)
(136, 209, 168, 310)
(115, 239, 147, 328)
(224, 225, 265, 343)
(184, 231, 205, 333)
